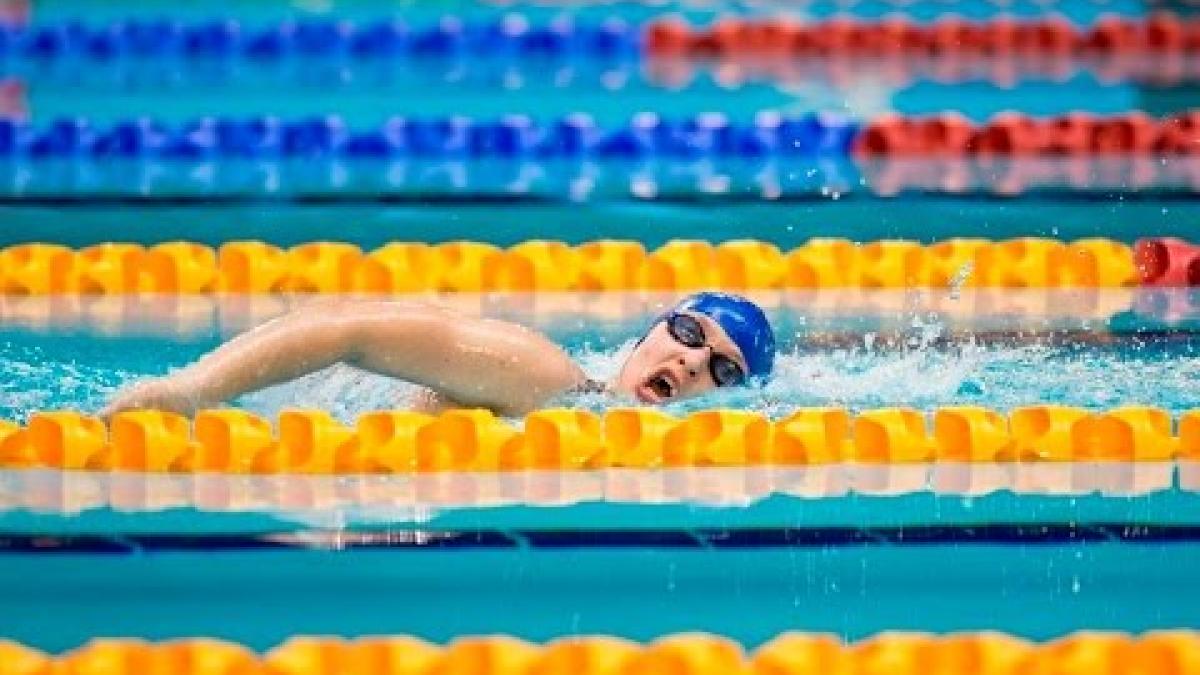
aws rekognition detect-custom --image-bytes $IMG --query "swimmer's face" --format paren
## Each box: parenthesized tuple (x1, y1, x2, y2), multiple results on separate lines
(615, 311, 749, 405)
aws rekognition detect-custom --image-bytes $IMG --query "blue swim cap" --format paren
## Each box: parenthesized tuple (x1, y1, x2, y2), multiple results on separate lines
(673, 292, 776, 380)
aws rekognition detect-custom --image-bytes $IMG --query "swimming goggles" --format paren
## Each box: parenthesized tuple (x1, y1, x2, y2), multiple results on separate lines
(665, 312, 747, 387)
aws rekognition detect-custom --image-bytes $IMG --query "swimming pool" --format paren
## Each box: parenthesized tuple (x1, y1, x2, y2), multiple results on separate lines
(2, 0, 1199, 666)
(3, 285, 1199, 652)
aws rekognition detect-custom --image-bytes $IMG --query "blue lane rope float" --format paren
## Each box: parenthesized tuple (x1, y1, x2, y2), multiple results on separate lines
(0, 17, 641, 60)
(4, 111, 1195, 161)
(0, 113, 860, 159)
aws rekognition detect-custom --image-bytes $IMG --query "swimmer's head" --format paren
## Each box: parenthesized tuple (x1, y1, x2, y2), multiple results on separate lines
(614, 292, 776, 404)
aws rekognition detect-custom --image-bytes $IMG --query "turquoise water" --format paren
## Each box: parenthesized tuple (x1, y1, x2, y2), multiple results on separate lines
(29, 0, 1152, 25)
(2, 298, 1198, 423)
(3, 200, 1200, 248)
(2, 542, 1198, 653)
(12, 59, 1169, 124)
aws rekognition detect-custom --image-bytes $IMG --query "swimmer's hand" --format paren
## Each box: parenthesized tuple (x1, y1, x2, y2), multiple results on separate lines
(100, 376, 203, 419)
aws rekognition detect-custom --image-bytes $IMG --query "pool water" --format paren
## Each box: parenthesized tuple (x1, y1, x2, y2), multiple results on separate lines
(30, 0, 1150, 23)
(2, 295, 1199, 423)
(3, 541, 1198, 653)
(15, 54, 1170, 125)
(4, 200, 1199, 247)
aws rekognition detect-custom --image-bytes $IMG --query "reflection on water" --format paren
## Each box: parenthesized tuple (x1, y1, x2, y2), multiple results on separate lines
(5, 158, 1200, 202)
(2, 462, 1194, 517)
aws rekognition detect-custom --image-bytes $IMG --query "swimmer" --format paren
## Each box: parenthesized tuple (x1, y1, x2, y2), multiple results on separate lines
(101, 291, 775, 418)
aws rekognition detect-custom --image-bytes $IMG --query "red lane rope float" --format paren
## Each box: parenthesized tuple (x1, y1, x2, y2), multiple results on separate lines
(645, 53, 1200, 94)
(646, 13, 1200, 59)
(6, 631, 1200, 674)
(1135, 237, 1200, 287)
(852, 111, 1200, 156)
(0, 78, 26, 121)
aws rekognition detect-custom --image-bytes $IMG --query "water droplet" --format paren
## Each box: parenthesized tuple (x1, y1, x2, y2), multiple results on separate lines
(949, 262, 973, 299)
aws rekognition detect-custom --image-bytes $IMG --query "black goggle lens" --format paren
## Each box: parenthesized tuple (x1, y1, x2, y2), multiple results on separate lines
(710, 354, 746, 387)
(667, 313, 705, 348)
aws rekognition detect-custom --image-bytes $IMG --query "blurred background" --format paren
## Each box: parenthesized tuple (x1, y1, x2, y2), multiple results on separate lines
(1, 0, 1197, 247)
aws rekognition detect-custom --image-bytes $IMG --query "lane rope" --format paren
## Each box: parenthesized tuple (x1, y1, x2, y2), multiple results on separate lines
(2, 404, 1196, 473)
(0, 237, 1166, 294)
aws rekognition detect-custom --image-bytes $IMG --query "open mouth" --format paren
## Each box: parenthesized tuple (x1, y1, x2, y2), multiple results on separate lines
(637, 369, 678, 404)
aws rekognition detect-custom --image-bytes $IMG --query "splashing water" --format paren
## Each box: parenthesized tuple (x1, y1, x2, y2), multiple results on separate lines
(238, 363, 419, 423)
(948, 262, 974, 300)
(0, 319, 1197, 425)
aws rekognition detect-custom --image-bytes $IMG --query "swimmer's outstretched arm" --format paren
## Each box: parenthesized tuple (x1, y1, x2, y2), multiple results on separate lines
(102, 300, 586, 418)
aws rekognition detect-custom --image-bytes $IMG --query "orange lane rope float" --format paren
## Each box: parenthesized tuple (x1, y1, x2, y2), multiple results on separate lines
(0, 237, 1185, 295)
(1, 405, 1196, 474)
(4, 631, 1200, 675)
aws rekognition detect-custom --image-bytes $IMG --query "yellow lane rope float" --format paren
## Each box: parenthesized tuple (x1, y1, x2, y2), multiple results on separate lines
(0, 237, 1142, 294)
(3, 631, 1200, 674)
(2, 405, 1197, 474)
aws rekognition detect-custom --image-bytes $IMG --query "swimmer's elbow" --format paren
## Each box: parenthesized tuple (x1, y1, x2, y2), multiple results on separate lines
(342, 303, 456, 367)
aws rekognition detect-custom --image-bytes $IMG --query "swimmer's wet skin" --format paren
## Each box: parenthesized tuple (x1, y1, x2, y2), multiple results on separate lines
(102, 292, 776, 419)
